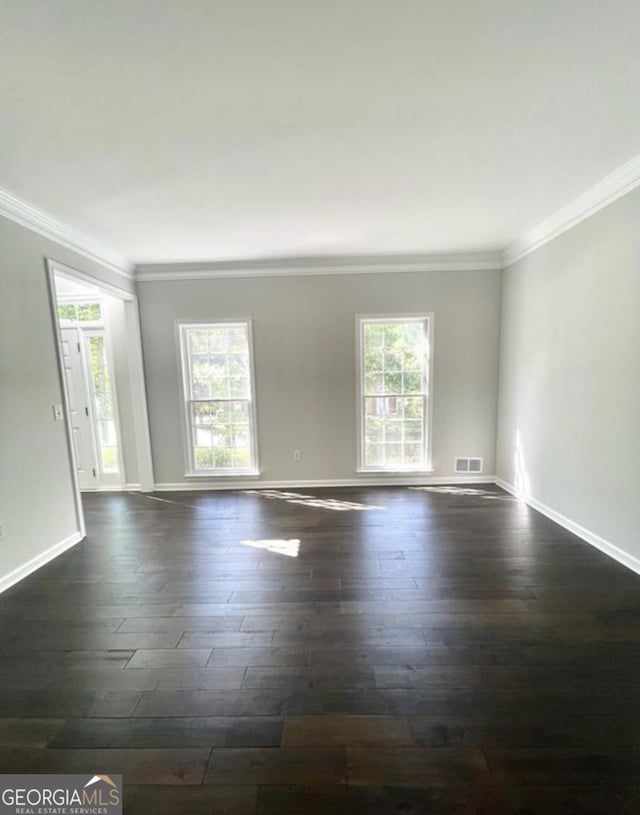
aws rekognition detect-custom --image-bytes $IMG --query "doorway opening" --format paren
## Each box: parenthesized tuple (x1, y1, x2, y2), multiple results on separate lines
(55, 276, 123, 490)
(47, 259, 154, 535)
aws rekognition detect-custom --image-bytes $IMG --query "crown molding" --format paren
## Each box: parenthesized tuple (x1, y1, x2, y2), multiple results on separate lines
(0, 186, 134, 279)
(503, 152, 640, 267)
(134, 252, 502, 282)
(9, 150, 639, 280)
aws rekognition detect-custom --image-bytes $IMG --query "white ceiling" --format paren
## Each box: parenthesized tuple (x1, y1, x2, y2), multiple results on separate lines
(1, 0, 639, 266)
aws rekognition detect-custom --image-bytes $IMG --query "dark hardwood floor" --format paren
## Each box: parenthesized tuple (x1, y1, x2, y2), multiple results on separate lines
(1, 484, 640, 813)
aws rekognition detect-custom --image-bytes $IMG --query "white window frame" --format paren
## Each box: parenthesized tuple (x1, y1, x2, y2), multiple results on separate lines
(356, 313, 434, 473)
(178, 320, 260, 477)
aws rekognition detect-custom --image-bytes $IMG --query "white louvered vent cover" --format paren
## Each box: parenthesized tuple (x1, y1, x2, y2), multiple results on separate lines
(455, 457, 483, 473)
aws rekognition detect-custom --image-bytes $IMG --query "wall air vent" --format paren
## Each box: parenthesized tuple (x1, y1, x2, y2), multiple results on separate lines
(455, 457, 483, 474)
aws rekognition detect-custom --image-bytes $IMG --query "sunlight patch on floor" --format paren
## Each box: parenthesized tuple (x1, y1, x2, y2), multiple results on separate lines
(244, 489, 384, 511)
(240, 538, 301, 557)
(410, 486, 515, 501)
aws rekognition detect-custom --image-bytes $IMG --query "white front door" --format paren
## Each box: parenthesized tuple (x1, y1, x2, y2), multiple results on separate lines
(61, 327, 99, 490)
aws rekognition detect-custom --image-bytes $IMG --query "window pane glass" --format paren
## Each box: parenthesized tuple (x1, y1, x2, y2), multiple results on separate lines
(383, 348, 402, 372)
(230, 400, 249, 420)
(210, 377, 230, 399)
(195, 427, 213, 447)
(77, 302, 102, 321)
(363, 322, 385, 350)
(214, 447, 234, 468)
(57, 304, 77, 321)
(101, 447, 119, 473)
(365, 443, 383, 467)
(384, 442, 403, 466)
(364, 372, 384, 395)
(192, 379, 211, 399)
(188, 329, 209, 353)
(365, 416, 383, 443)
(87, 335, 119, 475)
(57, 302, 102, 322)
(190, 398, 253, 472)
(384, 372, 402, 393)
(385, 396, 402, 417)
(363, 348, 383, 375)
(404, 443, 424, 466)
(403, 372, 422, 394)
(404, 350, 423, 372)
(229, 376, 249, 398)
(229, 354, 249, 376)
(233, 448, 251, 468)
(195, 447, 214, 469)
(383, 323, 404, 347)
(404, 420, 423, 441)
(385, 420, 403, 442)
(404, 396, 423, 419)
(190, 354, 210, 379)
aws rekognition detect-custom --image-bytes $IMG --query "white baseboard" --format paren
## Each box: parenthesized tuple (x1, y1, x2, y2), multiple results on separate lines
(494, 477, 640, 576)
(125, 482, 142, 492)
(0, 530, 84, 595)
(153, 474, 496, 492)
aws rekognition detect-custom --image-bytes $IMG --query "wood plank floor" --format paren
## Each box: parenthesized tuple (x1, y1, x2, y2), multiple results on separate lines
(1, 484, 640, 813)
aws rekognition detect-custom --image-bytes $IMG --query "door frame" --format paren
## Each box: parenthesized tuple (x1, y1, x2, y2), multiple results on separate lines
(46, 258, 154, 537)
(60, 321, 126, 490)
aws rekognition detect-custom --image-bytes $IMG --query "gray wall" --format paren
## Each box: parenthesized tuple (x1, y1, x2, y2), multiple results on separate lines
(496, 187, 640, 560)
(0, 215, 134, 583)
(138, 269, 502, 486)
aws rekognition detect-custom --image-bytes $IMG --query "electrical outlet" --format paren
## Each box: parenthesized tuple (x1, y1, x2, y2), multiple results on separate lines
(52, 404, 64, 421)
(293, 450, 302, 462)
(0, 521, 7, 542)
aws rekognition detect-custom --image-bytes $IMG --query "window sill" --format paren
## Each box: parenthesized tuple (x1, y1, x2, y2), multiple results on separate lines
(356, 467, 435, 475)
(184, 470, 261, 478)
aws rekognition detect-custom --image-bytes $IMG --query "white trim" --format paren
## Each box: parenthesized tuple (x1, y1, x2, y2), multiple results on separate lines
(46, 266, 86, 538)
(50, 259, 134, 299)
(503, 152, 640, 267)
(494, 478, 640, 577)
(124, 299, 155, 492)
(0, 531, 83, 595)
(93, 483, 142, 492)
(0, 186, 133, 279)
(135, 252, 502, 282)
(184, 470, 261, 478)
(356, 468, 435, 475)
(494, 477, 518, 495)
(153, 475, 495, 491)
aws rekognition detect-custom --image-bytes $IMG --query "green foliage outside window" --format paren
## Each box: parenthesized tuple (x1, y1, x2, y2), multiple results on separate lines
(57, 302, 102, 322)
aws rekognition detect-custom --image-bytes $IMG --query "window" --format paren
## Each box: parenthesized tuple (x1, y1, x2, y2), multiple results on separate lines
(57, 301, 102, 322)
(179, 321, 259, 475)
(86, 333, 119, 475)
(358, 315, 432, 472)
